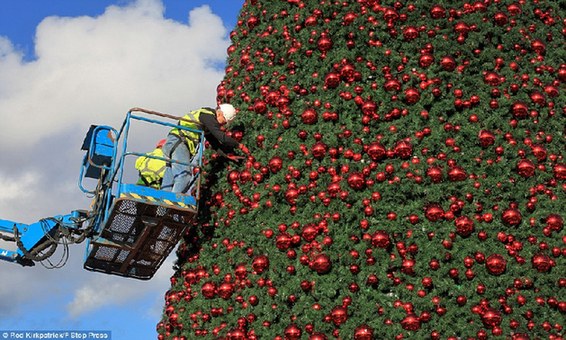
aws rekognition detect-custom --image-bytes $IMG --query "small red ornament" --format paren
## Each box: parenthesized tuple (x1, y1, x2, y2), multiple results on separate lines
(486, 254, 507, 276)
(201, 281, 217, 299)
(217, 282, 234, 300)
(511, 102, 529, 119)
(553, 163, 566, 180)
(311, 142, 327, 160)
(426, 166, 443, 183)
(447, 166, 467, 181)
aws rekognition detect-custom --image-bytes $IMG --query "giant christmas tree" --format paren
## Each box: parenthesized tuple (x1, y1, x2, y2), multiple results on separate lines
(157, 0, 564, 338)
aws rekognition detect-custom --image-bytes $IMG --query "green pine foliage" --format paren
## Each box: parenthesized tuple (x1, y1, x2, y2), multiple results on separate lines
(158, 0, 564, 339)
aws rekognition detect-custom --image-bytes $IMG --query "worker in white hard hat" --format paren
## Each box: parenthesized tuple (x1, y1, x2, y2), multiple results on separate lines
(161, 103, 250, 194)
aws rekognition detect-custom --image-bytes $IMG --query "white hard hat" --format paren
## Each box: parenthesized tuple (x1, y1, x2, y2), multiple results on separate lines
(219, 103, 236, 122)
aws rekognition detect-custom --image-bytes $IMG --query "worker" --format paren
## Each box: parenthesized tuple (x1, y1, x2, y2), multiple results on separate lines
(161, 103, 250, 193)
(135, 139, 168, 188)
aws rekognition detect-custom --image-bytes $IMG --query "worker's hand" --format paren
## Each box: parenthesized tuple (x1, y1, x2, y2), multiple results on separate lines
(239, 143, 250, 155)
(226, 154, 245, 162)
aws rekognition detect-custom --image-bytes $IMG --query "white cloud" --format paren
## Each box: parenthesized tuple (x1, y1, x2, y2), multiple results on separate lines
(0, 0, 229, 322)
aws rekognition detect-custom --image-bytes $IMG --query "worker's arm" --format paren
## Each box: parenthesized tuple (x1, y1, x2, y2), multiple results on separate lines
(199, 114, 240, 150)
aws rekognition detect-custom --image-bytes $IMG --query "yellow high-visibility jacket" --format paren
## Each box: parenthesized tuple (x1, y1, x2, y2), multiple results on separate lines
(135, 148, 166, 188)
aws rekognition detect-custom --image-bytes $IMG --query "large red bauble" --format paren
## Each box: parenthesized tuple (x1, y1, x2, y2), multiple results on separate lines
(284, 324, 302, 340)
(331, 306, 348, 326)
(546, 214, 563, 231)
(486, 254, 507, 275)
(430, 5, 446, 19)
(447, 166, 467, 181)
(309, 333, 328, 340)
(403, 26, 419, 40)
(366, 142, 386, 161)
(361, 100, 377, 115)
(401, 314, 421, 331)
(269, 156, 283, 173)
(553, 164, 566, 180)
(502, 208, 522, 226)
(481, 308, 502, 328)
(347, 172, 366, 190)
(440, 56, 456, 71)
(531, 253, 553, 272)
(516, 159, 535, 177)
(354, 324, 374, 340)
(310, 253, 332, 274)
(217, 282, 234, 300)
(311, 142, 327, 159)
(301, 108, 318, 124)
(371, 230, 391, 249)
(384, 79, 401, 92)
(252, 255, 270, 273)
(276, 233, 292, 250)
(511, 102, 529, 119)
(419, 54, 434, 68)
(253, 100, 267, 114)
(426, 166, 443, 183)
(483, 72, 501, 86)
(454, 216, 475, 237)
(324, 72, 341, 88)
(201, 281, 217, 299)
(478, 130, 495, 147)
(425, 204, 445, 222)
(318, 36, 333, 52)
(394, 140, 413, 159)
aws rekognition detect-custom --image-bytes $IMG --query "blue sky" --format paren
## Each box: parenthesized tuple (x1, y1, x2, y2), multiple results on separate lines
(0, 1, 241, 339)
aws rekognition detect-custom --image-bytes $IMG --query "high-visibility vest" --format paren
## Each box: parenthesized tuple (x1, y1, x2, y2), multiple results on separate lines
(135, 148, 166, 188)
(169, 108, 213, 155)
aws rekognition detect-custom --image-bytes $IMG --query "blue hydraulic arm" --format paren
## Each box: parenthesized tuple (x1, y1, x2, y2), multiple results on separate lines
(0, 210, 89, 266)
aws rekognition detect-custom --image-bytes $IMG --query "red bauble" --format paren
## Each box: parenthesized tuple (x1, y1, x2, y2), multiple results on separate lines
(531, 253, 553, 272)
(324, 72, 341, 88)
(546, 214, 563, 231)
(201, 281, 217, 299)
(311, 142, 327, 160)
(217, 282, 234, 300)
(447, 166, 467, 181)
(486, 254, 507, 276)
(371, 230, 391, 249)
(478, 130, 495, 147)
(394, 140, 413, 159)
(440, 56, 456, 71)
(348, 172, 366, 190)
(384, 79, 401, 92)
(284, 324, 302, 340)
(269, 156, 283, 173)
(353, 324, 374, 339)
(361, 100, 377, 115)
(502, 208, 522, 226)
(309, 333, 328, 340)
(531, 39, 546, 54)
(401, 314, 421, 331)
(483, 72, 501, 86)
(403, 26, 419, 41)
(430, 5, 446, 19)
(366, 142, 387, 161)
(426, 166, 443, 183)
(516, 159, 535, 177)
(253, 100, 267, 114)
(553, 164, 566, 180)
(511, 102, 529, 119)
(454, 216, 475, 237)
(318, 36, 333, 52)
(481, 308, 502, 328)
(330, 306, 348, 326)
(419, 54, 434, 68)
(425, 204, 445, 222)
(301, 108, 318, 124)
(310, 253, 332, 274)
(252, 255, 270, 273)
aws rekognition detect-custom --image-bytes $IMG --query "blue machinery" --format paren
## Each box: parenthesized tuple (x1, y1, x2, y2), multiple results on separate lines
(0, 108, 204, 280)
